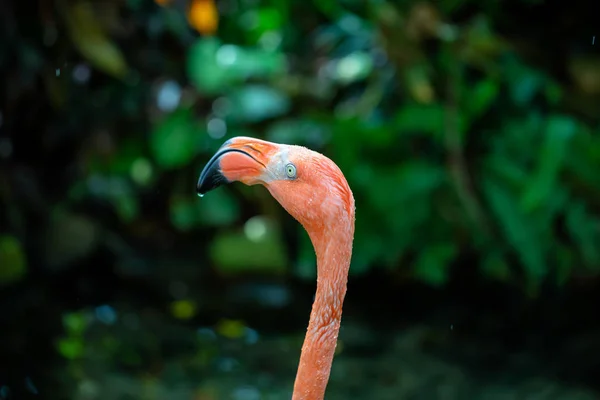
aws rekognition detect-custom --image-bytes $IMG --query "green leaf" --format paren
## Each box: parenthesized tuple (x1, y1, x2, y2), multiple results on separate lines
(413, 243, 457, 286)
(0, 235, 27, 285)
(467, 79, 499, 118)
(241, 7, 284, 43)
(63, 1, 128, 79)
(187, 38, 228, 94)
(150, 108, 199, 169)
(566, 201, 600, 270)
(394, 104, 447, 137)
(187, 38, 286, 94)
(485, 155, 529, 187)
(226, 85, 290, 123)
(483, 178, 546, 290)
(254, 8, 283, 31)
(536, 185, 569, 231)
(368, 162, 444, 210)
(58, 338, 85, 360)
(521, 115, 576, 211)
(564, 132, 600, 197)
(362, 163, 444, 264)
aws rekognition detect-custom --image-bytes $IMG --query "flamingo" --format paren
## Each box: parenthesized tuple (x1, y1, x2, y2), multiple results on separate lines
(197, 136, 355, 400)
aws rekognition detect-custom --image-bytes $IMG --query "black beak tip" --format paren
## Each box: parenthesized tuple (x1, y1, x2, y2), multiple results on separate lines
(196, 157, 228, 196)
(196, 181, 208, 196)
(196, 180, 222, 196)
(197, 145, 248, 196)
(196, 172, 221, 196)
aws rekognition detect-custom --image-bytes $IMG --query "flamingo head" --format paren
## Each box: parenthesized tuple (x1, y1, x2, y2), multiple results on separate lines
(197, 136, 354, 230)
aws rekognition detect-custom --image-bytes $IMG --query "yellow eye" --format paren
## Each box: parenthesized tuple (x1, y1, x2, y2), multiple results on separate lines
(285, 163, 297, 179)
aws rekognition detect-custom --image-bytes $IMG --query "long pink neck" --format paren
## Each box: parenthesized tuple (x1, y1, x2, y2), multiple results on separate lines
(291, 220, 354, 400)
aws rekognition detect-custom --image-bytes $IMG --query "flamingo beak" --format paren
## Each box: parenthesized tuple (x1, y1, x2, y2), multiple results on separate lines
(196, 137, 274, 195)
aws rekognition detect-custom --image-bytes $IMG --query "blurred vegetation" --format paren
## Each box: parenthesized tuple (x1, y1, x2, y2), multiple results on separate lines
(1, 0, 600, 397)
(4, 0, 598, 291)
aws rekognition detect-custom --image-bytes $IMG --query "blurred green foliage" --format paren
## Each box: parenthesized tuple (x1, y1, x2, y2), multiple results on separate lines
(0, 235, 27, 285)
(1, 0, 599, 297)
(57, 313, 88, 360)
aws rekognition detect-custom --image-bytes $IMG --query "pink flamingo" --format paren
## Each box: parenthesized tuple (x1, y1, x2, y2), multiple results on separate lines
(197, 136, 355, 400)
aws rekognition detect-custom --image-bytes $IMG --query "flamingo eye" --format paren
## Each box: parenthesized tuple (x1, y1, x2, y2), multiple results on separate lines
(285, 163, 297, 179)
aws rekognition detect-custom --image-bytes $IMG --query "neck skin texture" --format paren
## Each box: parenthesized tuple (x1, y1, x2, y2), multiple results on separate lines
(291, 213, 355, 400)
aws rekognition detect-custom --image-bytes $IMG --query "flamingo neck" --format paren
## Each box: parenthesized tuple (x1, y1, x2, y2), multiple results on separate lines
(291, 218, 354, 400)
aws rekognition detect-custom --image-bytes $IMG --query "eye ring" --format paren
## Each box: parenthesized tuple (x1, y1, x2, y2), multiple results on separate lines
(285, 163, 297, 179)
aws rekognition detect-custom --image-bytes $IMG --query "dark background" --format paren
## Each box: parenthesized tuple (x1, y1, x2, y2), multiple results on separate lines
(1, 0, 599, 398)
